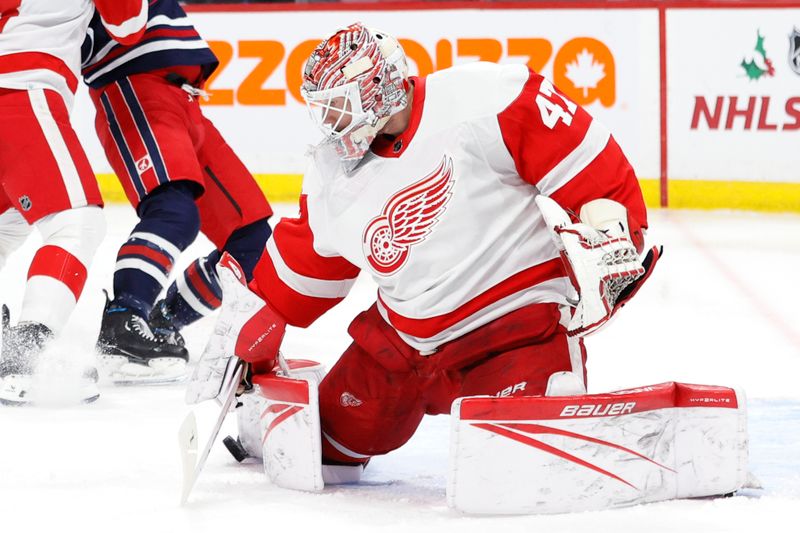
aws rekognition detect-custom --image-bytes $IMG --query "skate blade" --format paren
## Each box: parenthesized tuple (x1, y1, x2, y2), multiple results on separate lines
(100, 355, 187, 386)
(0, 375, 100, 406)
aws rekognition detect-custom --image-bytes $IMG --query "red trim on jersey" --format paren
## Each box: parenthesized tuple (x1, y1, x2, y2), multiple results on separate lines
(497, 68, 593, 191)
(253, 250, 347, 328)
(0, 1, 21, 33)
(378, 257, 564, 339)
(272, 195, 361, 281)
(94, 0, 147, 45)
(27, 245, 88, 300)
(0, 52, 78, 93)
(549, 135, 648, 251)
(371, 77, 426, 158)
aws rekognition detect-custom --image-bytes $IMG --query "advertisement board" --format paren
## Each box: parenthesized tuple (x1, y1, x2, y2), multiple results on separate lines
(71, 6, 660, 203)
(70, 2, 800, 211)
(666, 7, 800, 209)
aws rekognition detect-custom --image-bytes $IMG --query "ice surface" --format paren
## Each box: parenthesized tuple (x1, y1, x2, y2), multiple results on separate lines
(1, 204, 798, 532)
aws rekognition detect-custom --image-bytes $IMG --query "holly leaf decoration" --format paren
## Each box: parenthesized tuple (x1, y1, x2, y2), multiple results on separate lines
(740, 58, 765, 80)
(755, 31, 767, 59)
(565, 49, 606, 97)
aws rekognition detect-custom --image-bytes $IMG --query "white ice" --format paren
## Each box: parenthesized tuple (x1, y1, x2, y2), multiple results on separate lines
(1, 204, 798, 533)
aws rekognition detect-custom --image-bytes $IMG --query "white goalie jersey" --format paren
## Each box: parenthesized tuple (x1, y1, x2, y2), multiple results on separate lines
(256, 62, 648, 352)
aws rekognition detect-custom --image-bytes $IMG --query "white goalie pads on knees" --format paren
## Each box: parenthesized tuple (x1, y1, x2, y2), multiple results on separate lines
(448, 382, 749, 515)
(236, 359, 326, 492)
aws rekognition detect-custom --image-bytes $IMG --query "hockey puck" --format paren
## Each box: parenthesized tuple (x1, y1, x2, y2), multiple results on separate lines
(222, 435, 249, 462)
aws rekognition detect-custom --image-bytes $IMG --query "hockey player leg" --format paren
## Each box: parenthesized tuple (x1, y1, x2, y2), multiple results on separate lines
(150, 218, 271, 347)
(97, 182, 199, 384)
(448, 382, 750, 514)
(1, 206, 105, 405)
(0, 206, 33, 271)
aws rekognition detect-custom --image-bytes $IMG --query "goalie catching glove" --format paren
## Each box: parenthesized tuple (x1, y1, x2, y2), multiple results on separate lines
(536, 195, 661, 337)
(185, 252, 287, 404)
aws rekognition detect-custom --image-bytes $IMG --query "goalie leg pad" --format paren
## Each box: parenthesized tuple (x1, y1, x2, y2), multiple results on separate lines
(448, 382, 748, 514)
(254, 359, 326, 492)
(236, 358, 327, 460)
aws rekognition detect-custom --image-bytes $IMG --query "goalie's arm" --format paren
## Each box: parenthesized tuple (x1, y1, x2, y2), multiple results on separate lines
(495, 67, 648, 252)
(251, 194, 361, 328)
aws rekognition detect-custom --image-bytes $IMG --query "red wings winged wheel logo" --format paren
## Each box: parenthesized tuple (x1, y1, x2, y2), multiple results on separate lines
(362, 156, 456, 275)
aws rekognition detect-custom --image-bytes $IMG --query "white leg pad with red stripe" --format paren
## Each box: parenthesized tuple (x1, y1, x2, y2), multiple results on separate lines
(250, 359, 325, 492)
(448, 382, 749, 514)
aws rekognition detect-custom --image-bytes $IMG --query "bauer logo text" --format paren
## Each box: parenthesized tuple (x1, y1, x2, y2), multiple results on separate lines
(560, 402, 636, 417)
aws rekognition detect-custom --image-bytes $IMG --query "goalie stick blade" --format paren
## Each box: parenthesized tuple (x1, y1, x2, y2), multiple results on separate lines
(178, 411, 199, 505)
(178, 360, 245, 505)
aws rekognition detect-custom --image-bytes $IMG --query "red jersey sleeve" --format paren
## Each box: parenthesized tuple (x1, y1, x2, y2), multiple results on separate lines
(94, 0, 147, 45)
(497, 68, 648, 250)
(251, 195, 361, 328)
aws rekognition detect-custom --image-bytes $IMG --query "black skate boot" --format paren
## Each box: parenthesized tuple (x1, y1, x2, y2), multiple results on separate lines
(149, 299, 186, 349)
(96, 296, 189, 384)
(0, 305, 98, 405)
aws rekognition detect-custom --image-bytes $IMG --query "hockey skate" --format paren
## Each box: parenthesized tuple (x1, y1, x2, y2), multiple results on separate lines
(149, 299, 187, 349)
(96, 295, 189, 385)
(0, 305, 99, 406)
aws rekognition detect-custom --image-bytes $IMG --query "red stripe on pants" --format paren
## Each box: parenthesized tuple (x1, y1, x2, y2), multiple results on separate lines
(102, 83, 160, 192)
(187, 262, 221, 308)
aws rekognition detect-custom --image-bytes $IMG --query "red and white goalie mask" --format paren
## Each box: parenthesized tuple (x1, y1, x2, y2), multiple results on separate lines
(301, 23, 409, 164)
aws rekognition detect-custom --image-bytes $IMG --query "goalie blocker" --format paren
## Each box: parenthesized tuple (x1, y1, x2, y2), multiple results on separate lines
(234, 372, 749, 514)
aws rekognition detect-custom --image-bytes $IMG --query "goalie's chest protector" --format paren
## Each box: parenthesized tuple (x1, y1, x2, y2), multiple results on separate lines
(306, 63, 569, 346)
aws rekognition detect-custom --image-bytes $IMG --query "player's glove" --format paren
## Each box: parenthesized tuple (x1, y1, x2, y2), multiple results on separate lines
(536, 195, 661, 337)
(185, 252, 286, 404)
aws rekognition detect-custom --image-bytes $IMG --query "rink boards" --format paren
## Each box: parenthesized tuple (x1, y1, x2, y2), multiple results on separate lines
(70, 2, 800, 212)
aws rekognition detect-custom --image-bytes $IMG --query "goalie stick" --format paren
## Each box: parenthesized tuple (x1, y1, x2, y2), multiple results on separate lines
(178, 358, 245, 505)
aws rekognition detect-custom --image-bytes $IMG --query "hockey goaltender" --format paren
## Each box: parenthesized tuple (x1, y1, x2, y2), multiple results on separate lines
(180, 22, 754, 514)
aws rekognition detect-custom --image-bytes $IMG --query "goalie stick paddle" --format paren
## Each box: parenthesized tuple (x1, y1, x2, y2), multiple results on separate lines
(178, 359, 245, 505)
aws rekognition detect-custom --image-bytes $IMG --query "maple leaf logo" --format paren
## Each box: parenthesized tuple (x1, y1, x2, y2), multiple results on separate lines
(564, 49, 606, 97)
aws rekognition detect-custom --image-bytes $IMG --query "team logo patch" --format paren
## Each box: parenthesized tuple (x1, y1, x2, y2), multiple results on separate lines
(18, 196, 32, 211)
(340, 392, 363, 407)
(136, 155, 153, 175)
(362, 156, 455, 276)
